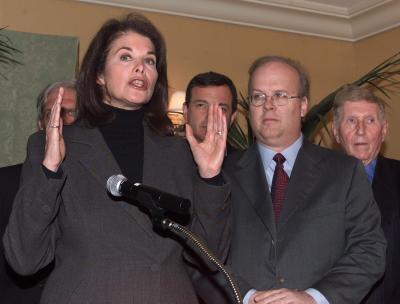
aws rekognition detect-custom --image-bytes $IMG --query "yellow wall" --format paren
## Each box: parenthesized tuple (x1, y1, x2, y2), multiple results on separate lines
(1, 0, 399, 158)
(354, 27, 400, 158)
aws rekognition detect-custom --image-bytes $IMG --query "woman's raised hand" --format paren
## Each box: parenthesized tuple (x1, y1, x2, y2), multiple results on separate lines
(186, 104, 227, 178)
(42, 87, 66, 172)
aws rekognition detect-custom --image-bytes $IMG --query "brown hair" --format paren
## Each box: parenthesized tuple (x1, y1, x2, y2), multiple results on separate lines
(76, 13, 173, 136)
(185, 71, 238, 112)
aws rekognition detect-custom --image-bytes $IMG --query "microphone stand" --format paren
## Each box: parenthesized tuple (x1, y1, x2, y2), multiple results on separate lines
(149, 204, 242, 304)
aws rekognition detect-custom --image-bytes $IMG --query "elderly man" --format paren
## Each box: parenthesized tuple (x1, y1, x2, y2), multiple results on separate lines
(183, 71, 237, 143)
(224, 56, 385, 304)
(37, 80, 77, 129)
(0, 80, 76, 303)
(332, 84, 400, 303)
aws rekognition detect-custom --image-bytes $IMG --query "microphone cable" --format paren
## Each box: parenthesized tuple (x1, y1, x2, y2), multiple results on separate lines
(159, 218, 242, 304)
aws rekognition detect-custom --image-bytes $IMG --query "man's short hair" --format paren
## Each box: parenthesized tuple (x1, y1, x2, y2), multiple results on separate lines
(36, 80, 76, 123)
(248, 55, 310, 100)
(185, 71, 238, 112)
(333, 84, 386, 128)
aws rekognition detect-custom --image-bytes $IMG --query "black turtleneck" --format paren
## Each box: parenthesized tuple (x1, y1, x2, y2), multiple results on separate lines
(99, 105, 144, 183)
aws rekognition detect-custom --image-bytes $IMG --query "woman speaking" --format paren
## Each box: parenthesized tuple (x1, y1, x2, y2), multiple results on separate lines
(3, 14, 229, 303)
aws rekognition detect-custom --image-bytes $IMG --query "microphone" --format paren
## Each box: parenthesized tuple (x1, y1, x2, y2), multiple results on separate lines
(107, 174, 191, 215)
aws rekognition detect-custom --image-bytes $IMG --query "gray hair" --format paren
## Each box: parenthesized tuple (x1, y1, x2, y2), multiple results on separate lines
(36, 80, 76, 123)
(333, 84, 386, 128)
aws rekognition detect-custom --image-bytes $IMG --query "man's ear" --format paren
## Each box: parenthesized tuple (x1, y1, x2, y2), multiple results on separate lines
(182, 102, 189, 123)
(229, 111, 237, 127)
(300, 97, 308, 118)
(38, 120, 44, 130)
(381, 119, 388, 142)
(332, 123, 341, 144)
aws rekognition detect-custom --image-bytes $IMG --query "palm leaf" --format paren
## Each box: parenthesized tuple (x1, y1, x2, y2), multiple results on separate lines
(227, 92, 254, 149)
(0, 27, 22, 78)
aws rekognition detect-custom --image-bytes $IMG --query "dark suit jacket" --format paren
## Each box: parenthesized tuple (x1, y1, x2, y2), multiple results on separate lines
(362, 155, 400, 304)
(3, 124, 230, 304)
(0, 164, 53, 303)
(224, 140, 386, 304)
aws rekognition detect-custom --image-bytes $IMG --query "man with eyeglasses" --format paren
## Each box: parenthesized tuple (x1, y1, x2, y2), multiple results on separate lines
(37, 80, 77, 129)
(224, 56, 385, 304)
(332, 85, 400, 303)
(0, 80, 76, 303)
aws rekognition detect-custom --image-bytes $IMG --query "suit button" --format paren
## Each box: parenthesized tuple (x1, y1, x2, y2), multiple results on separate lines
(278, 277, 285, 284)
(150, 264, 159, 272)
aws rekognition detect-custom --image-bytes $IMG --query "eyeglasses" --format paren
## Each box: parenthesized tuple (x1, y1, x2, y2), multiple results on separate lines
(248, 90, 302, 107)
(45, 109, 77, 121)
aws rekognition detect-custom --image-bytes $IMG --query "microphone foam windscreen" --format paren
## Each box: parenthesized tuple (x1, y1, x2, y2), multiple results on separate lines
(106, 174, 126, 197)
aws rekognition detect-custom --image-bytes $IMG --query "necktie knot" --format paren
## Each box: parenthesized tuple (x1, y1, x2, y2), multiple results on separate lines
(273, 153, 286, 165)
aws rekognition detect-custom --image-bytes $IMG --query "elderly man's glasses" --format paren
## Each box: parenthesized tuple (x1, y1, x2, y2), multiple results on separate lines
(45, 109, 77, 123)
(248, 90, 302, 107)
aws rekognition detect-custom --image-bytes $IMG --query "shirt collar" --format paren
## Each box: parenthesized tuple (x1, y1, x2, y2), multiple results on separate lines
(257, 134, 303, 173)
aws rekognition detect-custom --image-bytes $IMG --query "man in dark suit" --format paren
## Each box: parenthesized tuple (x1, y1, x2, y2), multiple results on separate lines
(0, 80, 76, 303)
(224, 56, 386, 304)
(180, 72, 238, 304)
(183, 71, 238, 153)
(332, 85, 400, 303)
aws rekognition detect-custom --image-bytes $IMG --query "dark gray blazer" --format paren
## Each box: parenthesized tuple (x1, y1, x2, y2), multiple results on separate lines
(3, 124, 230, 304)
(362, 155, 400, 304)
(224, 140, 386, 304)
(0, 164, 52, 303)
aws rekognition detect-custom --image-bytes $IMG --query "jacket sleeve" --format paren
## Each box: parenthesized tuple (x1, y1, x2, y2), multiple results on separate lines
(184, 170, 232, 303)
(312, 161, 387, 303)
(191, 175, 231, 260)
(2, 133, 65, 275)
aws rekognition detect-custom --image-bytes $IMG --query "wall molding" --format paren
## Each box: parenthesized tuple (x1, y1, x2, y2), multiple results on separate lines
(77, 0, 400, 41)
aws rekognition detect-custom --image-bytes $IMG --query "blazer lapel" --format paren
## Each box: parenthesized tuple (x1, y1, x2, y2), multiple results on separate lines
(234, 145, 276, 237)
(142, 125, 173, 189)
(278, 140, 322, 229)
(65, 125, 155, 239)
(67, 126, 119, 188)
